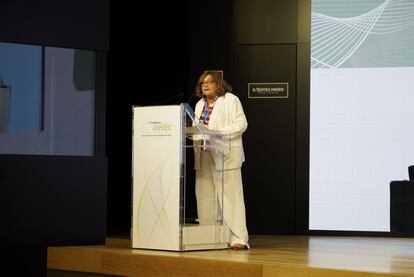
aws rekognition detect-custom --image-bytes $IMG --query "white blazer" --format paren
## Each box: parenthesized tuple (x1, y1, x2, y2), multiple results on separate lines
(194, 92, 247, 170)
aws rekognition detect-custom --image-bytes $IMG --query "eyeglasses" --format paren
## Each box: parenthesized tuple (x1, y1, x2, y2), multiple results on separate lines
(201, 79, 216, 86)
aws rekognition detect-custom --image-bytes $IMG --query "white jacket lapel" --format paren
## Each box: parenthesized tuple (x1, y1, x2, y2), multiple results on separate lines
(208, 96, 223, 129)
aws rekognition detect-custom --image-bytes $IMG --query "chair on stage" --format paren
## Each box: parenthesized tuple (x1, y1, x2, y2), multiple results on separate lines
(390, 165, 414, 234)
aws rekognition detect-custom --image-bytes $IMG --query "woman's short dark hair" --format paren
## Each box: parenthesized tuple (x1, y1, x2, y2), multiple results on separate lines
(195, 71, 232, 98)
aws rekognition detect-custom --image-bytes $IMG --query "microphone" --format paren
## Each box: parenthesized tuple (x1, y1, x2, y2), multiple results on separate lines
(186, 92, 198, 108)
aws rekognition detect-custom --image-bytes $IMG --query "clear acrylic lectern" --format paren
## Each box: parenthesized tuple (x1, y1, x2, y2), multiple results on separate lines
(132, 103, 230, 251)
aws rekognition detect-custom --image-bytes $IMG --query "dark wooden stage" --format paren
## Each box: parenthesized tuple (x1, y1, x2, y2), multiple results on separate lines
(47, 235, 414, 277)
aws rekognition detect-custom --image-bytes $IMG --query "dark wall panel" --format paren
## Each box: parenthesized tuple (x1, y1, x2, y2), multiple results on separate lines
(234, 0, 298, 44)
(106, 1, 189, 235)
(0, 156, 107, 244)
(296, 42, 310, 233)
(0, 156, 107, 275)
(298, 0, 311, 43)
(188, 0, 233, 101)
(0, 0, 110, 50)
(234, 44, 297, 234)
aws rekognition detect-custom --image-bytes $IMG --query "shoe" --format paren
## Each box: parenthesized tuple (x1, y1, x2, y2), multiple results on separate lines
(231, 243, 247, 250)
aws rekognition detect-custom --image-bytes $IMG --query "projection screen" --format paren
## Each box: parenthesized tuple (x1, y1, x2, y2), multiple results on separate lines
(310, 0, 414, 231)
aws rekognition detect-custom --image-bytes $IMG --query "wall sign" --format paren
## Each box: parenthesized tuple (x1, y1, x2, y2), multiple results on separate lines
(248, 82, 289, 98)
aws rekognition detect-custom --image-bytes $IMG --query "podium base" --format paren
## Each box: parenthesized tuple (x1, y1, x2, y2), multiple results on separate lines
(182, 224, 230, 251)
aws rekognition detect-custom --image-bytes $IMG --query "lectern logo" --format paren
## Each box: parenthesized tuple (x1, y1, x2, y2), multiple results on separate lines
(141, 121, 173, 136)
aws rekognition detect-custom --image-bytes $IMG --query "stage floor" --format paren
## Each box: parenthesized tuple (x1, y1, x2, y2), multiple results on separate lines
(47, 235, 414, 277)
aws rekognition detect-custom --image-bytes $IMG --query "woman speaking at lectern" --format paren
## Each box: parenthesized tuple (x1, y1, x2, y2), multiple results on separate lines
(193, 71, 249, 250)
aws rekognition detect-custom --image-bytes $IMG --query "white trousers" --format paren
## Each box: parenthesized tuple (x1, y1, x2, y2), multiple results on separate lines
(195, 151, 249, 248)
